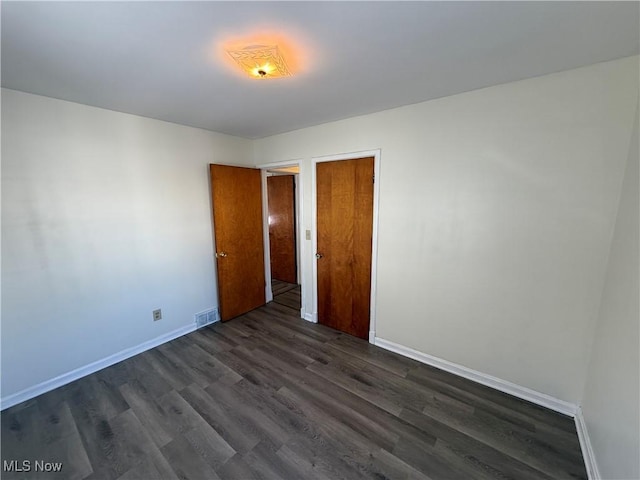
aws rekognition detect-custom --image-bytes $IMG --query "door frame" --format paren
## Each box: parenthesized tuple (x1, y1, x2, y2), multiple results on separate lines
(311, 149, 381, 343)
(259, 159, 305, 319)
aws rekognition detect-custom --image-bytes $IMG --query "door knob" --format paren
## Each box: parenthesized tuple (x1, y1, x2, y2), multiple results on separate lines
(216, 251, 228, 258)
(315, 253, 323, 259)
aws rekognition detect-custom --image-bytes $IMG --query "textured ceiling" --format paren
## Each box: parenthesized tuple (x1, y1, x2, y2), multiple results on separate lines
(2, 1, 638, 139)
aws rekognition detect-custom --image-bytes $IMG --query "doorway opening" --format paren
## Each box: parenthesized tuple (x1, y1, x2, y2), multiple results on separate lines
(260, 162, 305, 318)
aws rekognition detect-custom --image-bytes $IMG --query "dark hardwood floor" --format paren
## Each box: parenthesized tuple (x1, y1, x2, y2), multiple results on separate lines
(272, 280, 301, 311)
(1, 299, 587, 479)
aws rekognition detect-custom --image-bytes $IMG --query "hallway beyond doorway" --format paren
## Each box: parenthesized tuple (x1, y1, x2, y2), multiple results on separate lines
(271, 279, 301, 311)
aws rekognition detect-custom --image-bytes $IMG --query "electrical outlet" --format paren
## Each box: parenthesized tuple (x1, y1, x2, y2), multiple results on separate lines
(153, 309, 162, 321)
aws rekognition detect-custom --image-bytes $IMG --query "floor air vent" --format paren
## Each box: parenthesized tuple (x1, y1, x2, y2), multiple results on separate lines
(195, 308, 220, 328)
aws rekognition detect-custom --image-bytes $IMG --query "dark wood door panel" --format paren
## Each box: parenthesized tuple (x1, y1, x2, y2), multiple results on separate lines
(267, 175, 297, 284)
(210, 164, 266, 321)
(317, 157, 374, 339)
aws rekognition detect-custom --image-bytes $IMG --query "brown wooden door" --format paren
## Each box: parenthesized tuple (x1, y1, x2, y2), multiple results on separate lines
(316, 157, 374, 339)
(210, 164, 266, 321)
(267, 175, 297, 284)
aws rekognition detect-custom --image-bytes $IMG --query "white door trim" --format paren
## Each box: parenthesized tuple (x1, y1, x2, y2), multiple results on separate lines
(311, 149, 382, 343)
(259, 159, 305, 319)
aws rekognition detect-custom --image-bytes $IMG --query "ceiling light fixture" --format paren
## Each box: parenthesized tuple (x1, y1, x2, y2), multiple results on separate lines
(226, 44, 291, 79)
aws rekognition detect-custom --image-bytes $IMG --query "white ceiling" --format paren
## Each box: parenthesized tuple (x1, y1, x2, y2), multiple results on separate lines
(2, 2, 638, 139)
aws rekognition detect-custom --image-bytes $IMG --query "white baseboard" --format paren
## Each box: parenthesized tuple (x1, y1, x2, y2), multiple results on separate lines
(304, 312, 317, 323)
(575, 406, 600, 480)
(374, 337, 578, 417)
(369, 330, 376, 344)
(1, 324, 197, 411)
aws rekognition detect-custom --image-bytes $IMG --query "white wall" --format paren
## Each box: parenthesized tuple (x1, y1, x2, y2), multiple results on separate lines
(253, 56, 639, 404)
(1, 89, 253, 400)
(581, 104, 639, 480)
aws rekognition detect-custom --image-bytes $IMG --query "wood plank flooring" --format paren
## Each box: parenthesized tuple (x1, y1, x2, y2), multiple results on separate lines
(271, 280, 298, 296)
(1, 300, 587, 479)
(272, 280, 301, 311)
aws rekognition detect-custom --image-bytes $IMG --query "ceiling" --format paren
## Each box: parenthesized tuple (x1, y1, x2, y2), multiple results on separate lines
(2, 2, 638, 139)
